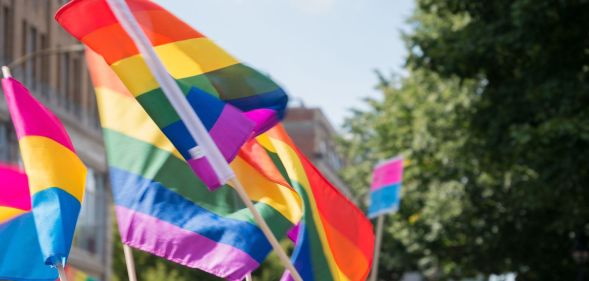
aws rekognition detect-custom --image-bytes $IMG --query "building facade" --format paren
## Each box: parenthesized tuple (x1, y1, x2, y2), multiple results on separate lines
(283, 106, 353, 199)
(0, 1, 112, 279)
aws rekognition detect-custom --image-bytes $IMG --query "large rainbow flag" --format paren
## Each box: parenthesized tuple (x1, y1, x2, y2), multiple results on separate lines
(1, 77, 87, 266)
(86, 50, 301, 281)
(0, 164, 57, 281)
(259, 126, 375, 281)
(56, 0, 288, 189)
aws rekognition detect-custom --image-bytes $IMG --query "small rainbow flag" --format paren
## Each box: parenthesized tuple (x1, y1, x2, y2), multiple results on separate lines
(1, 76, 87, 266)
(258, 125, 375, 281)
(86, 50, 302, 281)
(56, 0, 288, 189)
(58, 266, 100, 281)
(368, 156, 404, 218)
(0, 164, 58, 281)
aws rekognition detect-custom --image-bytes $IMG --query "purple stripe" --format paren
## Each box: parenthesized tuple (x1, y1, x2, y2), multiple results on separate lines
(115, 206, 259, 281)
(209, 105, 254, 160)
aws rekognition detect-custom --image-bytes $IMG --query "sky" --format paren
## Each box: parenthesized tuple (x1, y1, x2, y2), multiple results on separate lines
(156, 0, 415, 127)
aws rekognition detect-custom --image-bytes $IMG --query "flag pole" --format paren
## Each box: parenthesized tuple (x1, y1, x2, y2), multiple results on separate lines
(245, 273, 253, 281)
(369, 215, 385, 281)
(56, 263, 68, 281)
(2, 66, 12, 78)
(105, 1, 302, 280)
(123, 244, 138, 281)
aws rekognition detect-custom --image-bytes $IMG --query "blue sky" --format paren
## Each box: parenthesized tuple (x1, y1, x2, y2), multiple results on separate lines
(156, 0, 415, 127)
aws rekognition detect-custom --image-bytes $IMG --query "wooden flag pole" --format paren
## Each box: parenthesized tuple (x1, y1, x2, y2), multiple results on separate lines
(123, 244, 139, 281)
(56, 263, 69, 281)
(369, 215, 385, 281)
(105, 1, 302, 280)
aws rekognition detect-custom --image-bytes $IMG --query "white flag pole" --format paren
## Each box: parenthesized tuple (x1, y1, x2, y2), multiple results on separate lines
(105, 1, 302, 280)
(123, 244, 138, 281)
(56, 263, 69, 281)
(1, 66, 12, 78)
(245, 273, 253, 281)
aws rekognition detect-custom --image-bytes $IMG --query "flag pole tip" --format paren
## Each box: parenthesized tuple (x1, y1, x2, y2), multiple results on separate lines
(1, 66, 11, 78)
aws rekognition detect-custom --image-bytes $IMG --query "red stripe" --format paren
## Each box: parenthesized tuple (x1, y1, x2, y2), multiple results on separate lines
(56, 0, 204, 64)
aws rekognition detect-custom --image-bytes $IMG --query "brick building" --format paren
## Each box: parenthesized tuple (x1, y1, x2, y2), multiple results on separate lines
(0, 1, 112, 279)
(283, 106, 353, 199)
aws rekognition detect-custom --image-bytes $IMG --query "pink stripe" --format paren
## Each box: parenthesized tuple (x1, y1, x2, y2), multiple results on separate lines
(1, 78, 75, 152)
(371, 157, 404, 191)
(210, 105, 255, 159)
(115, 206, 259, 281)
(187, 158, 221, 191)
(244, 108, 278, 135)
(0, 163, 31, 211)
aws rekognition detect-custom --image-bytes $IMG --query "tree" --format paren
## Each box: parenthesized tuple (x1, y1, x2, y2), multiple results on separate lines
(341, 0, 589, 280)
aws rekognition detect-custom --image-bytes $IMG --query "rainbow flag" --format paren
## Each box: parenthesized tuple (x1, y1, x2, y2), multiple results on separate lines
(368, 156, 404, 218)
(56, 0, 288, 189)
(58, 266, 100, 281)
(258, 126, 375, 281)
(0, 164, 58, 281)
(1, 77, 87, 266)
(86, 51, 301, 281)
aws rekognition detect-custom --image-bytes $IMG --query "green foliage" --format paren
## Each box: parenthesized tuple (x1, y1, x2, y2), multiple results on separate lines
(341, 0, 589, 280)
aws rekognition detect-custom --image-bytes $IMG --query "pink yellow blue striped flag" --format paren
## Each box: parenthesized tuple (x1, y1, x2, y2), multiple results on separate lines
(0, 163, 58, 281)
(56, 0, 287, 190)
(368, 156, 404, 218)
(1, 77, 87, 267)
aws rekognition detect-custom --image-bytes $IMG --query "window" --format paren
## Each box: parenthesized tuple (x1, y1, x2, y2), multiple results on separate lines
(74, 169, 107, 260)
(2, 6, 13, 62)
(59, 52, 70, 107)
(71, 57, 82, 117)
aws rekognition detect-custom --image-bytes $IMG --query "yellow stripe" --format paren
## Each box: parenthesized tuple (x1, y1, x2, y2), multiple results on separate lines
(19, 136, 87, 202)
(230, 156, 302, 224)
(268, 137, 350, 281)
(95, 87, 183, 159)
(111, 37, 239, 96)
(0, 206, 28, 224)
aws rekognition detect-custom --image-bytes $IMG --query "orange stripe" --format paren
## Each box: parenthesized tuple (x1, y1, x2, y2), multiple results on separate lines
(79, 10, 203, 64)
(321, 214, 372, 280)
(85, 49, 133, 97)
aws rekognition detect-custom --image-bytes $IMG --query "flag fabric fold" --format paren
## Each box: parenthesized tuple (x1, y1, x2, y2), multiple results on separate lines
(0, 163, 58, 281)
(86, 51, 302, 281)
(56, 0, 288, 190)
(257, 126, 375, 281)
(1, 77, 87, 266)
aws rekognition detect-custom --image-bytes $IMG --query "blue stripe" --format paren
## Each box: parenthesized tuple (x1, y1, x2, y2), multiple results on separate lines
(109, 167, 272, 263)
(0, 213, 58, 280)
(289, 223, 315, 281)
(227, 88, 288, 119)
(160, 120, 195, 159)
(368, 183, 401, 218)
(186, 87, 224, 131)
(32, 188, 81, 265)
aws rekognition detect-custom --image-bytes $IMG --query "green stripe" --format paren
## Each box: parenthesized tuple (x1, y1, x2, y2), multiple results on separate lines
(291, 180, 335, 281)
(228, 202, 293, 238)
(103, 129, 294, 235)
(266, 147, 335, 280)
(103, 128, 243, 215)
(134, 63, 281, 128)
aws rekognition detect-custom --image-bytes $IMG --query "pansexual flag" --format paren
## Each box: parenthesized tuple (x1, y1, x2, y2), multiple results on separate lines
(2, 77, 87, 266)
(368, 156, 404, 218)
(0, 164, 57, 281)
(258, 126, 375, 281)
(86, 51, 302, 281)
(56, 0, 288, 189)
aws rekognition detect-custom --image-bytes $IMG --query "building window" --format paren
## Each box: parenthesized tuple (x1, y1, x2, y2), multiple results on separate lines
(0, 121, 19, 164)
(59, 52, 70, 107)
(1, 6, 13, 63)
(71, 57, 82, 117)
(74, 169, 107, 260)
